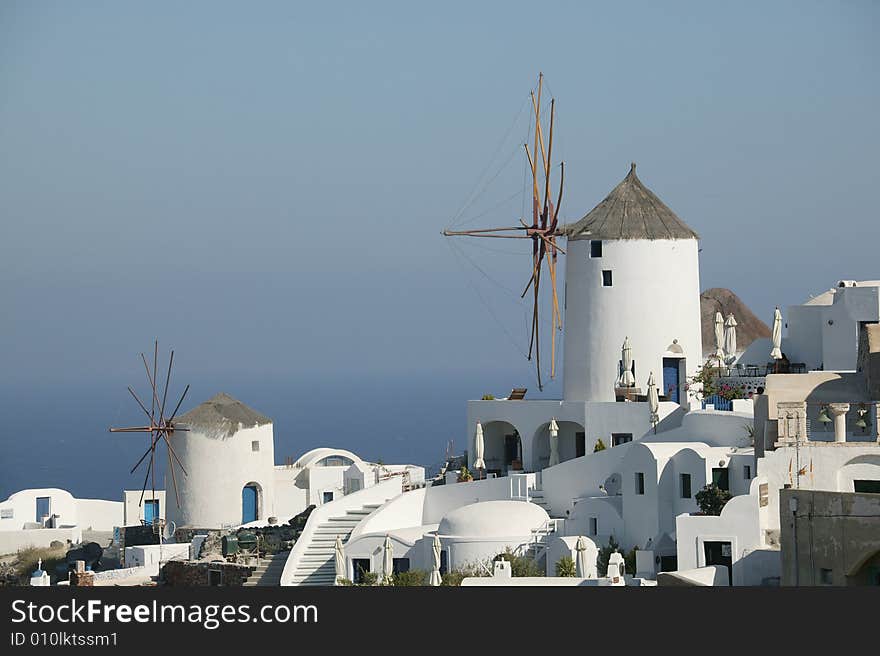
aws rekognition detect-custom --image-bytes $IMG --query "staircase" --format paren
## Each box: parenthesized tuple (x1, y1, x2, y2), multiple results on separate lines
(242, 550, 289, 587)
(529, 488, 552, 515)
(287, 503, 382, 586)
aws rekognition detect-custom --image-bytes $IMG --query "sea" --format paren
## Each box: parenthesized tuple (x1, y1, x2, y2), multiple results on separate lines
(0, 369, 556, 501)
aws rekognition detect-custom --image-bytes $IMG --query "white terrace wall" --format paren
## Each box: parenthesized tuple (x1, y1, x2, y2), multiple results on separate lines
(0, 527, 82, 555)
(675, 476, 779, 586)
(540, 443, 632, 518)
(75, 499, 123, 531)
(350, 474, 536, 540)
(0, 488, 78, 531)
(466, 399, 663, 472)
(280, 477, 403, 586)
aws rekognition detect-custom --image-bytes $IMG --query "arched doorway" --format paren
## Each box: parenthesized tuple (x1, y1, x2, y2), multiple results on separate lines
(242, 483, 261, 524)
(532, 421, 586, 470)
(480, 421, 522, 476)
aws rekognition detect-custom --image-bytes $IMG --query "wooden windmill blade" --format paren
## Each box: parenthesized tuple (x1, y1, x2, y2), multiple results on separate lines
(109, 342, 190, 511)
(442, 73, 565, 390)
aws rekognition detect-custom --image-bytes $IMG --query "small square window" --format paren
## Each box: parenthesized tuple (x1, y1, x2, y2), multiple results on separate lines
(251, 440, 260, 452)
(323, 491, 334, 504)
(820, 568, 833, 585)
(602, 270, 613, 287)
(635, 472, 645, 495)
(589, 517, 598, 536)
(612, 433, 632, 447)
(680, 473, 692, 498)
(590, 240, 603, 258)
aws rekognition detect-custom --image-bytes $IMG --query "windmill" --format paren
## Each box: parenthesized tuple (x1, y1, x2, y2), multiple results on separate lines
(109, 341, 190, 513)
(443, 73, 565, 390)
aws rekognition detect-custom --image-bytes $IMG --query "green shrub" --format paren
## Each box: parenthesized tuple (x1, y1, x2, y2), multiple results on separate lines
(13, 546, 66, 582)
(593, 438, 607, 453)
(493, 548, 543, 577)
(391, 569, 429, 586)
(555, 556, 576, 577)
(481, 394, 495, 400)
(695, 483, 732, 516)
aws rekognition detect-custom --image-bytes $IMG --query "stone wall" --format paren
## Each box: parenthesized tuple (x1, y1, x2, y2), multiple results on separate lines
(162, 560, 253, 587)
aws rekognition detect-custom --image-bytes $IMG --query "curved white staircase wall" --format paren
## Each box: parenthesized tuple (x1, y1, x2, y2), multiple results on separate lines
(280, 478, 402, 586)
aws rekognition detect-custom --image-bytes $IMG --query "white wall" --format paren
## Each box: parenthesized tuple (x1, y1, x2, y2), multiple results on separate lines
(545, 535, 599, 578)
(466, 398, 660, 473)
(166, 422, 276, 529)
(122, 490, 165, 527)
(0, 527, 82, 555)
(75, 498, 123, 531)
(0, 488, 78, 531)
(675, 477, 777, 586)
(124, 543, 190, 577)
(563, 238, 702, 402)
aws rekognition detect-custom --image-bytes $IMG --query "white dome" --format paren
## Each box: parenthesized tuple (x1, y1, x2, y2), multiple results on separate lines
(438, 500, 549, 538)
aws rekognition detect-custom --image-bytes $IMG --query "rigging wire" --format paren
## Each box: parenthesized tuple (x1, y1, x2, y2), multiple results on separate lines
(448, 93, 531, 228)
(454, 188, 524, 230)
(445, 238, 528, 359)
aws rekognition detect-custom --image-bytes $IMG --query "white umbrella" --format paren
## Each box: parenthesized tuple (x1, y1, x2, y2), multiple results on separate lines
(382, 535, 394, 584)
(647, 372, 659, 433)
(548, 418, 560, 467)
(334, 535, 345, 585)
(473, 421, 485, 472)
(770, 307, 783, 360)
(713, 311, 725, 363)
(429, 534, 442, 586)
(619, 337, 635, 387)
(723, 314, 738, 364)
(575, 536, 589, 578)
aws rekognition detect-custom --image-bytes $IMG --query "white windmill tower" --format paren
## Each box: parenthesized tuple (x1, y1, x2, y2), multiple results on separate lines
(561, 163, 703, 403)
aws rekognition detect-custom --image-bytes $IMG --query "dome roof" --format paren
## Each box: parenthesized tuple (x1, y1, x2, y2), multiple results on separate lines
(565, 163, 698, 241)
(438, 500, 549, 537)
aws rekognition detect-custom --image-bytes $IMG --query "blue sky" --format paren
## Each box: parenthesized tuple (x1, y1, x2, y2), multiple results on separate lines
(1, 0, 878, 389)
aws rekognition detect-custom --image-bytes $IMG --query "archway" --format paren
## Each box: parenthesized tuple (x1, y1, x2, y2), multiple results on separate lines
(532, 421, 587, 470)
(242, 482, 262, 524)
(479, 421, 522, 476)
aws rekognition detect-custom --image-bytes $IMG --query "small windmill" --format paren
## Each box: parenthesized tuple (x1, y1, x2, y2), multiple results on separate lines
(443, 73, 565, 390)
(109, 341, 190, 511)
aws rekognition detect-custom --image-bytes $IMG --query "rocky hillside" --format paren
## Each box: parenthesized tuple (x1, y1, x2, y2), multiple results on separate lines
(700, 288, 770, 358)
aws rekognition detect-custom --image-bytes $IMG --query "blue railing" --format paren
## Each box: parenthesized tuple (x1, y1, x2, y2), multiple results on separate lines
(702, 395, 733, 411)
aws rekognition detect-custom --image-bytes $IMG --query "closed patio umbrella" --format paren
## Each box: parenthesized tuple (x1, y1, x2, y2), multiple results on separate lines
(548, 418, 560, 467)
(334, 535, 345, 585)
(723, 314, 738, 364)
(619, 337, 635, 387)
(429, 534, 442, 586)
(473, 421, 485, 474)
(713, 311, 725, 363)
(576, 535, 589, 578)
(647, 372, 659, 433)
(382, 535, 394, 584)
(770, 307, 783, 361)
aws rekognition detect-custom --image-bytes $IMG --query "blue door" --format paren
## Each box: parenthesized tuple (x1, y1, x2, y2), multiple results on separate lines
(144, 500, 159, 524)
(35, 497, 51, 523)
(242, 485, 258, 524)
(662, 358, 680, 403)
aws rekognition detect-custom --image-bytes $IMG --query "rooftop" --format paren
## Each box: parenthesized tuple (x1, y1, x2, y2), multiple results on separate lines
(565, 163, 698, 241)
(175, 392, 271, 438)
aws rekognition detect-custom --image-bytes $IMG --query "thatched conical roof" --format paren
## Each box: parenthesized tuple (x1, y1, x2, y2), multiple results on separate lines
(175, 392, 271, 438)
(565, 163, 698, 241)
